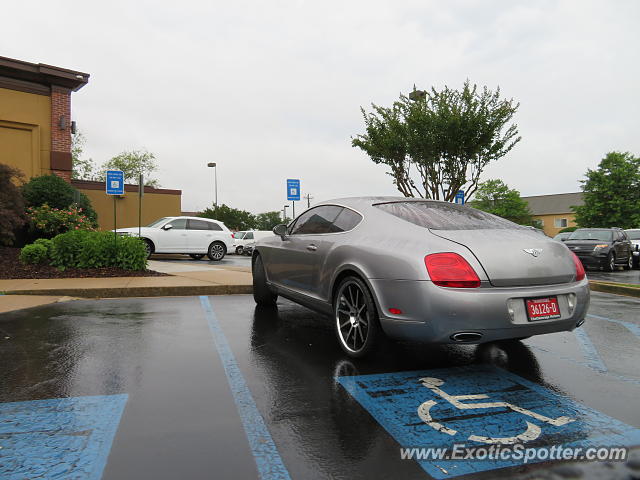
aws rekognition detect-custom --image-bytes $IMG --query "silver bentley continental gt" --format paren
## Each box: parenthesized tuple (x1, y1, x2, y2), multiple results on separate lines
(252, 197, 590, 358)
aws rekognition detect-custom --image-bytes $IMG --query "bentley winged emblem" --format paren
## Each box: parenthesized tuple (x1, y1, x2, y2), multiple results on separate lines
(523, 248, 543, 257)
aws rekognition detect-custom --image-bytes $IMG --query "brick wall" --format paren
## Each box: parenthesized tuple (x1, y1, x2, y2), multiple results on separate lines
(50, 85, 72, 182)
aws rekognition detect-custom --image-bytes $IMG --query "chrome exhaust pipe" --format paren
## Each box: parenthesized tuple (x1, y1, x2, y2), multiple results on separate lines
(575, 319, 585, 328)
(450, 332, 483, 342)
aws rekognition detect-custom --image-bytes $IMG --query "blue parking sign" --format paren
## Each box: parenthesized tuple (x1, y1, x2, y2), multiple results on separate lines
(287, 179, 300, 201)
(106, 170, 125, 195)
(454, 190, 465, 205)
(338, 365, 640, 478)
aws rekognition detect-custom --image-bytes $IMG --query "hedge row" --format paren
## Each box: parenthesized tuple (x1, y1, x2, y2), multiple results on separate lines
(20, 230, 147, 271)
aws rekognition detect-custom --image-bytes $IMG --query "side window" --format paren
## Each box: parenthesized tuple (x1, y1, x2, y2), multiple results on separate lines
(166, 218, 187, 230)
(244, 232, 254, 240)
(188, 219, 212, 230)
(330, 208, 362, 233)
(290, 206, 343, 235)
(208, 222, 223, 231)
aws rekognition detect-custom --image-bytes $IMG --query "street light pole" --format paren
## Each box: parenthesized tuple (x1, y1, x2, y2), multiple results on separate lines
(207, 162, 217, 208)
(283, 205, 289, 222)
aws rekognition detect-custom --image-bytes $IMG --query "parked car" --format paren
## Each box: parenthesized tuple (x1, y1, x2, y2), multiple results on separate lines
(625, 229, 640, 268)
(234, 230, 274, 255)
(252, 197, 589, 358)
(553, 232, 572, 242)
(115, 216, 233, 260)
(231, 231, 248, 254)
(563, 228, 633, 271)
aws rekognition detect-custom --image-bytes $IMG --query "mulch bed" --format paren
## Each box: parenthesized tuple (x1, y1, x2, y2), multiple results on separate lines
(0, 247, 168, 279)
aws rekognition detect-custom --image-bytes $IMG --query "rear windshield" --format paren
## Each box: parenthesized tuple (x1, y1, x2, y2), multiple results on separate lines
(374, 201, 523, 230)
(627, 231, 640, 240)
(568, 230, 613, 241)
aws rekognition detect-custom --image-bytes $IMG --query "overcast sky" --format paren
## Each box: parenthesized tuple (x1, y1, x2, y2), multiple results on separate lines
(4, 0, 639, 214)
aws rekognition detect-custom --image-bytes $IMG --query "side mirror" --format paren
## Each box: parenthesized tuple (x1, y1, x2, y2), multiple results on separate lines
(272, 224, 288, 240)
(162, 224, 173, 231)
(560, 238, 567, 242)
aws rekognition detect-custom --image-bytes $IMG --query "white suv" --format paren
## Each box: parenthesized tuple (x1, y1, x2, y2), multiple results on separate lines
(116, 216, 233, 260)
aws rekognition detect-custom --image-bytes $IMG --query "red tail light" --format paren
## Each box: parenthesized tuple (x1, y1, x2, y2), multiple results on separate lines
(424, 253, 481, 288)
(571, 252, 586, 281)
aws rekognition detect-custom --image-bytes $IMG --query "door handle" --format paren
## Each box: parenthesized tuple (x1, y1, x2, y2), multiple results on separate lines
(307, 244, 317, 251)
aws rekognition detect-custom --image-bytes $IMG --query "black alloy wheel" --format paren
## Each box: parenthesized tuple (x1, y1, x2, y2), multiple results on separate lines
(333, 277, 380, 358)
(605, 252, 615, 272)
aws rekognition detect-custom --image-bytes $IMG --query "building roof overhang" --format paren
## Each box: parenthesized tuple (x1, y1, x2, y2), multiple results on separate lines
(0, 55, 89, 92)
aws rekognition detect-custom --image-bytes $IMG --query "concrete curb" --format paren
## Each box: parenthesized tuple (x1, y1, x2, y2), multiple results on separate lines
(3, 284, 253, 298)
(589, 281, 640, 298)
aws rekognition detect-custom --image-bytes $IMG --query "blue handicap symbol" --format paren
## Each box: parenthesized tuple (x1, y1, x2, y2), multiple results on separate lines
(0, 394, 128, 480)
(338, 365, 640, 478)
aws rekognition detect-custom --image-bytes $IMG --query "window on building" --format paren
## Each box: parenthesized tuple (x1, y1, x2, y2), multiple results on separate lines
(554, 218, 568, 228)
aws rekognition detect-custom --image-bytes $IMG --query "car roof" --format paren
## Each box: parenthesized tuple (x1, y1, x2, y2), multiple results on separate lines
(170, 216, 222, 223)
(319, 196, 450, 210)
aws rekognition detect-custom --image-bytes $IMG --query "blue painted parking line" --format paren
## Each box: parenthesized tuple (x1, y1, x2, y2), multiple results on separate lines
(199, 296, 291, 480)
(574, 328, 608, 373)
(0, 394, 127, 480)
(588, 313, 640, 340)
(338, 365, 640, 478)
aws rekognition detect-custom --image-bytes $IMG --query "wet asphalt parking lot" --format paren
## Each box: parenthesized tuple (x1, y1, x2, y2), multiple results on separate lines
(1, 290, 639, 480)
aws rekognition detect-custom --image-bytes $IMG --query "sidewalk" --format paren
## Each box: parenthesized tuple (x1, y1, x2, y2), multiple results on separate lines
(0, 260, 252, 300)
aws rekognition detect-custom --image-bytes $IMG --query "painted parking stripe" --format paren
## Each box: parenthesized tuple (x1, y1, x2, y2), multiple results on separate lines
(574, 327, 607, 373)
(338, 365, 640, 479)
(199, 296, 290, 480)
(588, 313, 640, 340)
(0, 394, 127, 480)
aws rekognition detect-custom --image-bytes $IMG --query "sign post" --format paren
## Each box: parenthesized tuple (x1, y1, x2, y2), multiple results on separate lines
(454, 190, 465, 205)
(106, 170, 125, 247)
(138, 174, 144, 238)
(287, 179, 301, 219)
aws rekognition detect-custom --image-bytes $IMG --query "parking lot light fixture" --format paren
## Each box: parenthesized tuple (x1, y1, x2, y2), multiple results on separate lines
(207, 162, 218, 208)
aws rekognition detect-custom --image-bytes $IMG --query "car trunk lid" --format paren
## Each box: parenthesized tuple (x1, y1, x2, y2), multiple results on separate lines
(430, 228, 576, 287)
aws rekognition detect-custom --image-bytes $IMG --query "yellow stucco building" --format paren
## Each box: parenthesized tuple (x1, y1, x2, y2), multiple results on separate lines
(522, 192, 584, 237)
(0, 55, 181, 231)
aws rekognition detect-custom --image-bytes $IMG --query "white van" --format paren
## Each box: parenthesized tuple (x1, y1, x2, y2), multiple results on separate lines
(233, 230, 273, 254)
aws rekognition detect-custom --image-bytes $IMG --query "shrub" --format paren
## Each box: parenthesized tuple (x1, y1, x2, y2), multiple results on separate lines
(20, 243, 49, 265)
(22, 174, 97, 224)
(0, 163, 27, 246)
(26, 204, 96, 238)
(559, 226, 578, 233)
(51, 230, 147, 271)
(33, 238, 53, 257)
(50, 230, 92, 269)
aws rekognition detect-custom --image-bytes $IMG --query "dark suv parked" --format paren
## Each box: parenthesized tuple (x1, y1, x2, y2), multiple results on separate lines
(564, 228, 633, 271)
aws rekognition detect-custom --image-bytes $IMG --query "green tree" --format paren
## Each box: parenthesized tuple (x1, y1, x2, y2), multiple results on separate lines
(199, 204, 256, 230)
(573, 151, 640, 228)
(71, 130, 97, 180)
(0, 163, 27, 245)
(254, 211, 284, 230)
(469, 179, 533, 225)
(352, 80, 521, 202)
(99, 149, 159, 187)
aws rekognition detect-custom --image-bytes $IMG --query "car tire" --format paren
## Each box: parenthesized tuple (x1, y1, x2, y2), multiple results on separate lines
(623, 255, 633, 270)
(333, 276, 381, 358)
(189, 254, 205, 260)
(252, 255, 277, 306)
(605, 252, 615, 272)
(235, 246, 244, 255)
(207, 241, 226, 261)
(142, 239, 154, 259)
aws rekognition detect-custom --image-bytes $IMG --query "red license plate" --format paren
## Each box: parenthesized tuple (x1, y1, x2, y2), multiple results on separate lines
(526, 297, 561, 321)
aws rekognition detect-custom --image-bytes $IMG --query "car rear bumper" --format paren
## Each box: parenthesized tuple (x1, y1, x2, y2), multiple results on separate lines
(369, 278, 590, 344)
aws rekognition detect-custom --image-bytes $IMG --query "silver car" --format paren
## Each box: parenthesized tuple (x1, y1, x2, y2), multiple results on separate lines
(252, 197, 590, 358)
